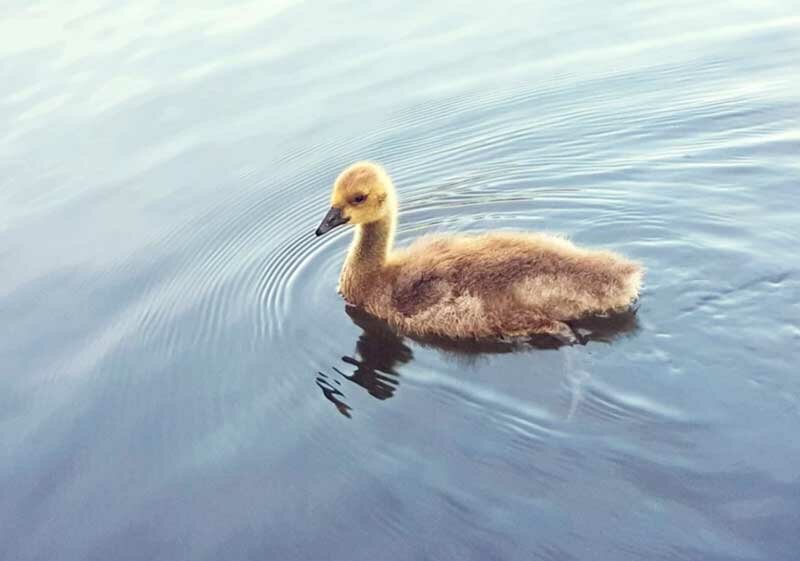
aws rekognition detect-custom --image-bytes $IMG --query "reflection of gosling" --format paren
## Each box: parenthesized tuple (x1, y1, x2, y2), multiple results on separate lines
(315, 162, 642, 342)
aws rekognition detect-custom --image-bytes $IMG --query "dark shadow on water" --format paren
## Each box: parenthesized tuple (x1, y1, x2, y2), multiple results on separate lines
(315, 307, 413, 418)
(316, 305, 640, 418)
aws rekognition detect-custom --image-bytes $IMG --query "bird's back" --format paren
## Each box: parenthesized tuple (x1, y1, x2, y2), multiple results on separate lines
(387, 231, 641, 321)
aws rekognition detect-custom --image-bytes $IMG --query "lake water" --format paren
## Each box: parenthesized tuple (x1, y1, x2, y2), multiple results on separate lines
(2, 1, 799, 560)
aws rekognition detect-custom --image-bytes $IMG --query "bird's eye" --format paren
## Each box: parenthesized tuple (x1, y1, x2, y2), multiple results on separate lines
(353, 194, 367, 204)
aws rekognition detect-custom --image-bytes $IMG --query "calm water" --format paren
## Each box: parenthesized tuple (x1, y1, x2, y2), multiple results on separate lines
(2, 1, 799, 560)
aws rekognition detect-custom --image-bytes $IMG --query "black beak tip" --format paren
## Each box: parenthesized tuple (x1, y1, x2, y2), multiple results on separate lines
(315, 206, 348, 238)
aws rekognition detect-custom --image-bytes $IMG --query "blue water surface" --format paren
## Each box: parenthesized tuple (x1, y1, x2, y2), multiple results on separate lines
(1, 1, 799, 560)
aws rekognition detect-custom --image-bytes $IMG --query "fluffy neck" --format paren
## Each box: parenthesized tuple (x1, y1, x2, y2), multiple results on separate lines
(346, 212, 395, 271)
(339, 187, 397, 305)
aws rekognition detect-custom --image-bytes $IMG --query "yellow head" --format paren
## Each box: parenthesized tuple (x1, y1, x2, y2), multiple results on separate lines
(315, 162, 396, 236)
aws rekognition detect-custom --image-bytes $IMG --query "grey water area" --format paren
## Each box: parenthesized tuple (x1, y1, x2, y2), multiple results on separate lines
(1, 1, 799, 560)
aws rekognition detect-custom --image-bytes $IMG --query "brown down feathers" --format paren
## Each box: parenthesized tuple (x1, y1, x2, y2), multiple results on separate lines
(319, 162, 642, 341)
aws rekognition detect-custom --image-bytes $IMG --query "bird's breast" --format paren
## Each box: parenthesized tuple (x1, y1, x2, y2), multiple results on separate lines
(338, 265, 382, 307)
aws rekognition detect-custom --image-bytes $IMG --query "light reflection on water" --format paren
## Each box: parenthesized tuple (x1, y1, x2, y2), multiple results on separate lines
(1, 1, 799, 560)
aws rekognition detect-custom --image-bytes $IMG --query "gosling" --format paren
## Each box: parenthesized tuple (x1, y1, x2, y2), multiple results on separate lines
(315, 162, 642, 342)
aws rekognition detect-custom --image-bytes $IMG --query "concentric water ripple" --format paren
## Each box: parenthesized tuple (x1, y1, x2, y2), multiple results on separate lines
(2, 1, 800, 560)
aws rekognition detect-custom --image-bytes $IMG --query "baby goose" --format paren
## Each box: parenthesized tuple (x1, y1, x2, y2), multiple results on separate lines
(315, 162, 642, 342)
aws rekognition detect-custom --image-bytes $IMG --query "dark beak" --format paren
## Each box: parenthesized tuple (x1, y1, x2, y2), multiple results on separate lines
(315, 206, 350, 236)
